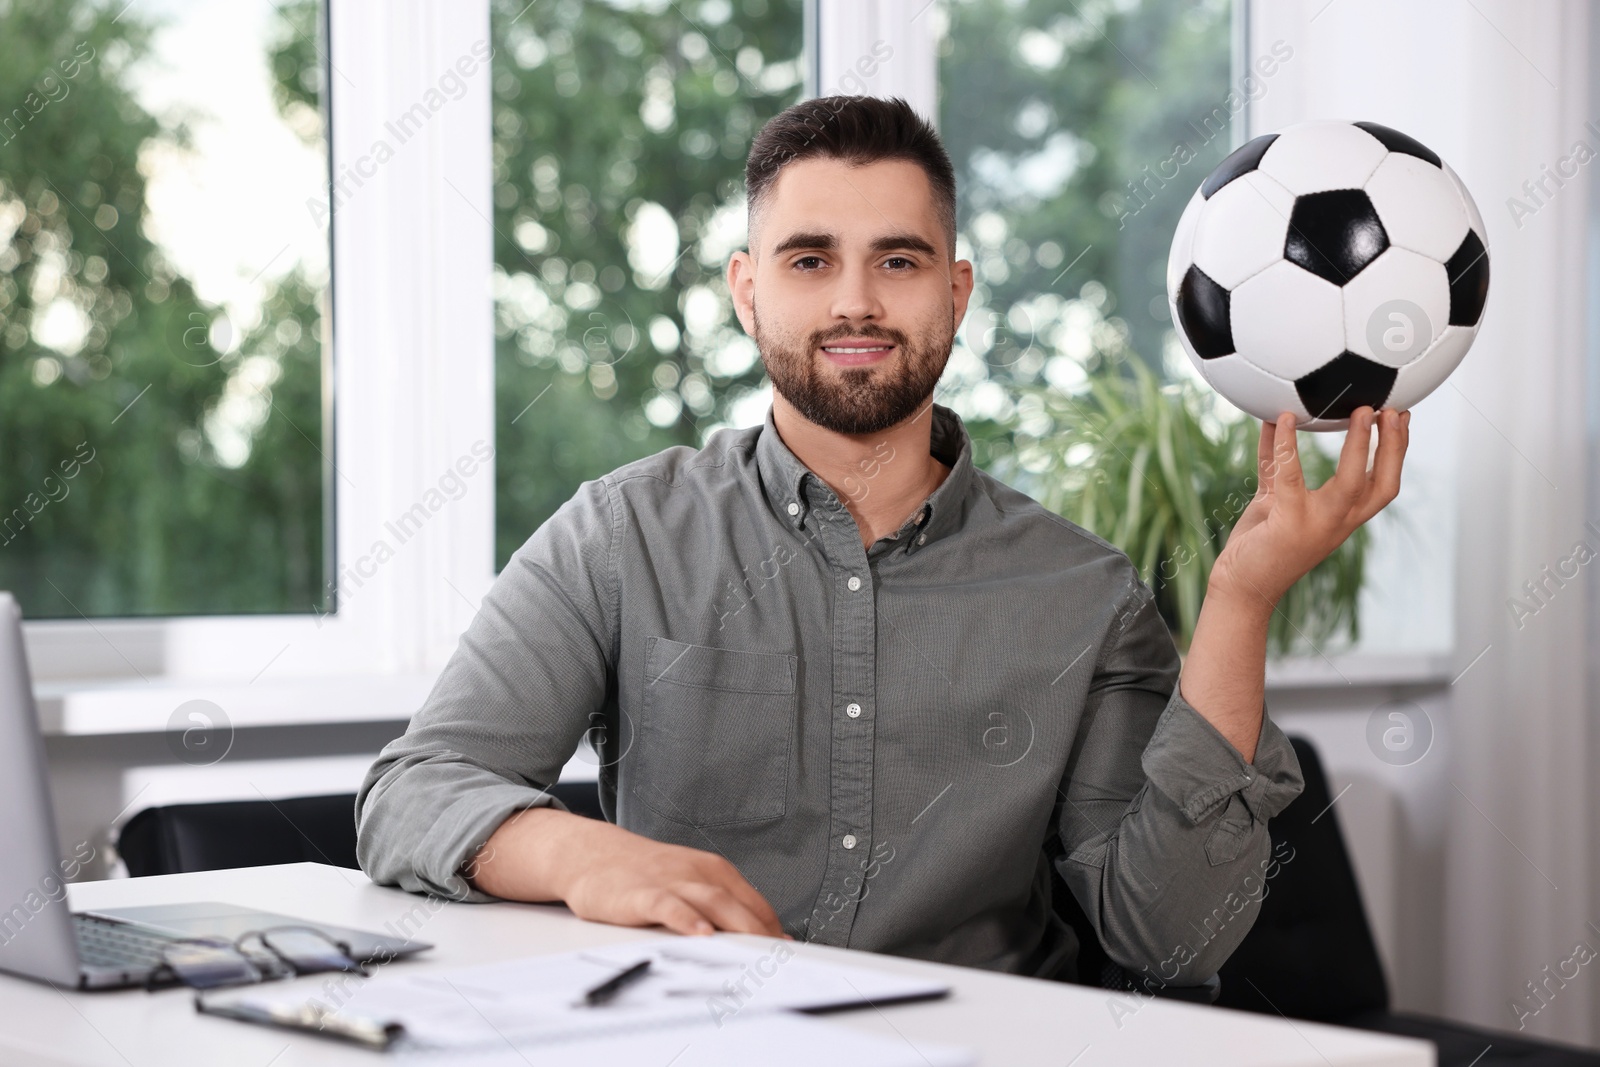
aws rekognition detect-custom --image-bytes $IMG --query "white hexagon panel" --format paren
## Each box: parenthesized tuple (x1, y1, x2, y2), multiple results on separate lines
(1200, 353, 1311, 424)
(1364, 152, 1470, 262)
(1388, 324, 1476, 410)
(1230, 261, 1346, 380)
(1167, 187, 1205, 299)
(1341, 247, 1451, 367)
(1256, 120, 1389, 195)
(1190, 171, 1296, 289)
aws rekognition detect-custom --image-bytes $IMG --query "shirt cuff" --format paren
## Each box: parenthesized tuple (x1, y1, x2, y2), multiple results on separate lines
(414, 783, 570, 903)
(1140, 686, 1304, 828)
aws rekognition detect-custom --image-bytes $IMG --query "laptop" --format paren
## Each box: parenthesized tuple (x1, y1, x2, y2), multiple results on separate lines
(0, 592, 430, 989)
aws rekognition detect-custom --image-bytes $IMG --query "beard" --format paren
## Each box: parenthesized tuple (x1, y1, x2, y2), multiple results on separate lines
(752, 302, 955, 435)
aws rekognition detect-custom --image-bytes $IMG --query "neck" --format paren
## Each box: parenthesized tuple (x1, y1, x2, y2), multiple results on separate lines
(772, 394, 951, 549)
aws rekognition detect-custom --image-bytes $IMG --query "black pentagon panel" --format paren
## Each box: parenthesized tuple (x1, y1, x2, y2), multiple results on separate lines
(1284, 190, 1389, 285)
(1445, 229, 1490, 327)
(1175, 265, 1233, 359)
(1200, 133, 1280, 199)
(1295, 352, 1398, 421)
(1353, 121, 1442, 168)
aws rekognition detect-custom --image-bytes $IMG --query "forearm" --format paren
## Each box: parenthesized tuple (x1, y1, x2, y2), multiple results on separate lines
(466, 801, 790, 938)
(467, 806, 602, 902)
(1177, 582, 1274, 763)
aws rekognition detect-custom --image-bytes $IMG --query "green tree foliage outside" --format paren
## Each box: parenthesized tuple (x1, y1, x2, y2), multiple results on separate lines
(0, 0, 327, 618)
(937, 0, 1240, 467)
(489, 0, 805, 567)
(489, 0, 1246, 573)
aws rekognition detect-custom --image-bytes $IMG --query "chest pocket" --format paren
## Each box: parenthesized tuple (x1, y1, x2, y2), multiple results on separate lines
(634, 636, 797, 826)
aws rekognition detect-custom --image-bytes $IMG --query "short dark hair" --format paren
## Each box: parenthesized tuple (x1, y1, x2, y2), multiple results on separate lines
(745, 95, 957, 258)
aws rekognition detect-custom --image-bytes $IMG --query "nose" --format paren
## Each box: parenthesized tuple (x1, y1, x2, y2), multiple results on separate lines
(828, 258, 886, 323)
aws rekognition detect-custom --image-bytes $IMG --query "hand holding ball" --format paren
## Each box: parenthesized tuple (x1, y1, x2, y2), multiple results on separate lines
(1167, 120, 1490, 431)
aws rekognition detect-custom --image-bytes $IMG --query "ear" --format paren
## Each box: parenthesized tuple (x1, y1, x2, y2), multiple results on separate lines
(728, 249, 756, 335)
(950, 256, 976, 331)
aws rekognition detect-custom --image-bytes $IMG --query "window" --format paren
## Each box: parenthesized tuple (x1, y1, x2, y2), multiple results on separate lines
(933, 0, 1241, 467)
(489, 0, 806, 565)
(13, 0, 1438, 691)
(0, 0, 332, 618)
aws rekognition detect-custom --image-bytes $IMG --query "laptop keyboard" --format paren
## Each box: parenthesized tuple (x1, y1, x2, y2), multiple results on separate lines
(73, 913, 180, 970)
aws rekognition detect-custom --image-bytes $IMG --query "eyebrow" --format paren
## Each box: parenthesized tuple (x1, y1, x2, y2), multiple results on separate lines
(770, 230, 940, 259)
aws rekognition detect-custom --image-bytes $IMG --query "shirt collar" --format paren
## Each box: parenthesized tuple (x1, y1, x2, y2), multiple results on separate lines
(754, 401, 975, 556)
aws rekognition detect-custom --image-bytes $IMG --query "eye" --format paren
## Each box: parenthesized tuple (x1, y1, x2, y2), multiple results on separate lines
(793, 255, 826, 271)
(883, 256, 915, 271)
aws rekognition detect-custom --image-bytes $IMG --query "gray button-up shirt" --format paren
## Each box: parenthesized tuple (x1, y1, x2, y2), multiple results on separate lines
(356, 402, 1303, 984)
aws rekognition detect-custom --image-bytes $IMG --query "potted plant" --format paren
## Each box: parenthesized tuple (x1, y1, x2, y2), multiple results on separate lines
(991, 348, 1368, 656)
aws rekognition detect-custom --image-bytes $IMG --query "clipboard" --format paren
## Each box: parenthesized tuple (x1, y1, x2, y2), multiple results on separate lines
(194, 989, 407, 1051)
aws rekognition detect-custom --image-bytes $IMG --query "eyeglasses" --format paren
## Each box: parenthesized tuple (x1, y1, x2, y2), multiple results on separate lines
(145, 925, 369, 992)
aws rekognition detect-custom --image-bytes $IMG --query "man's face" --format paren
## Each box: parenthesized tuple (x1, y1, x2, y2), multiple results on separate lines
(728, 157, 974, 436)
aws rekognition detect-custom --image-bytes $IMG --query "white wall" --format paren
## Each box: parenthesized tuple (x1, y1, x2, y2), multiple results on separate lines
(1252, 0, 1598, 1046)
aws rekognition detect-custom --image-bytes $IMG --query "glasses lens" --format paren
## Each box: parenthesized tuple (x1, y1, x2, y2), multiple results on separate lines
(260, 928, 361, 975)
(163, 942, 264, 990)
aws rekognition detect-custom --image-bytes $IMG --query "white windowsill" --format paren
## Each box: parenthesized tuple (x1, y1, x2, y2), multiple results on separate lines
(1262, 651, 1453, 691)
(34, 673, 439, 737)
(34, 652, 1453, 737)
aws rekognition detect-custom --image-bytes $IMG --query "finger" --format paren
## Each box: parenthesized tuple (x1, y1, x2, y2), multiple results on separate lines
(640, 890, 716, 936)
(1328, 406, 1374, 505)
(1358, 407, 1408, 521)
(703, 857, 786, 933)
(1271, 411, 1305, 498)
(677, 882, 783, 936)
(1255, 417, 1277, 495)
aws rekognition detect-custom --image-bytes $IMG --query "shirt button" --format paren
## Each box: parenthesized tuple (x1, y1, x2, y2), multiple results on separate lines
(846, 702, 861, 718)
(846, 576, 861, 591)
(917, 534, 926, 545)
(787, 501, 799, 516)
(842, 834, 858, 850)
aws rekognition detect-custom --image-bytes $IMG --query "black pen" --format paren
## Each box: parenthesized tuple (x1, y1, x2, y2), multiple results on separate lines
(582, 958, 652, 1007)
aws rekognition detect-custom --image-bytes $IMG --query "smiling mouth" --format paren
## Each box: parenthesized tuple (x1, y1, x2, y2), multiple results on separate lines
(820, 343, 895, 365)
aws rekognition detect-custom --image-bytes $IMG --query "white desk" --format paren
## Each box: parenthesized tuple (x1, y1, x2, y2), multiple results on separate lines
(2, 864, 1432, 1066)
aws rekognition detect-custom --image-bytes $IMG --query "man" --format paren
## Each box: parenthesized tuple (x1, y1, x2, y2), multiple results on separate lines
(356, 95, 1409, 985)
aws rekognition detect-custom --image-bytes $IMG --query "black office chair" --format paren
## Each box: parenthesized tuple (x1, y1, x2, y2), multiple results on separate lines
(117, 782, 605, 876)
(116, 779, 1213, 1001)
(1216, 736, 1600, 1067)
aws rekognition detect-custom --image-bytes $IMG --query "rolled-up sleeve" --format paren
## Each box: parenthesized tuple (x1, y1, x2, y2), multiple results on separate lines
(355, 476, 619, 902)
(1053, 571, 1303, 985)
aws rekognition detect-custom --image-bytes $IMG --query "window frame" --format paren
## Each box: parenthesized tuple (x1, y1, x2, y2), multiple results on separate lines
(25, 0, 498, 693)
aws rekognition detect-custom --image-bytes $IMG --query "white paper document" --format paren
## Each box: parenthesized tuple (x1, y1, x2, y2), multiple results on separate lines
(202, 934, 970, 1062)
(413, 1010, 975, 1067)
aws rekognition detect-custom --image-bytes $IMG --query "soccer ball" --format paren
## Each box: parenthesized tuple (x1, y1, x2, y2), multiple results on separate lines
(1167, 120, 1490, 431)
